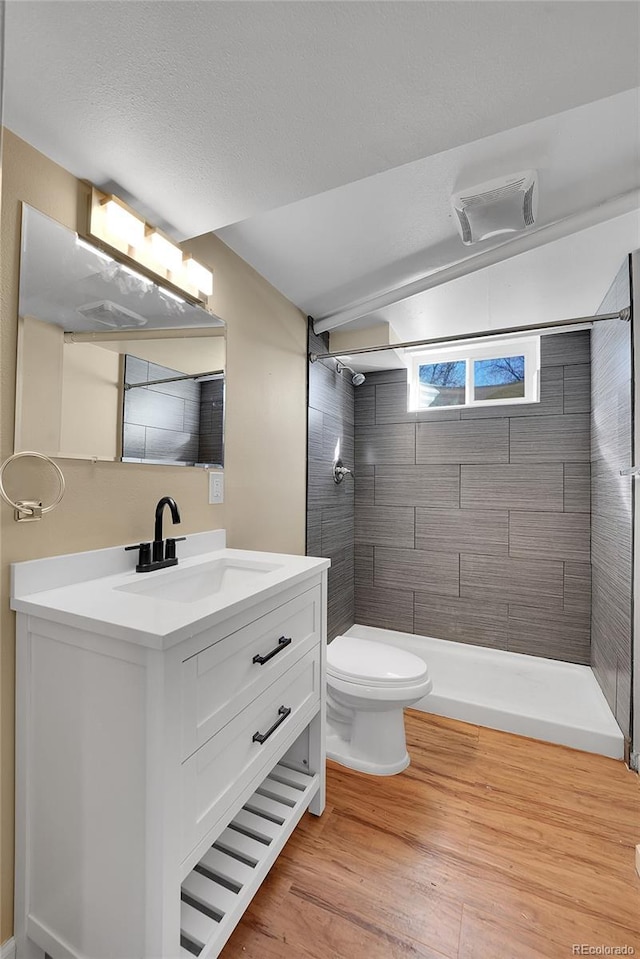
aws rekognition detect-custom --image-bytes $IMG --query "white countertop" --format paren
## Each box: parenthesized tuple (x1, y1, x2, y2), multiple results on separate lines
(11, 530, 330, 649)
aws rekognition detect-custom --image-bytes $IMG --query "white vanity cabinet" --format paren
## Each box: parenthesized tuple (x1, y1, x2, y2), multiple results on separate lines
(12, 532, 329, 959)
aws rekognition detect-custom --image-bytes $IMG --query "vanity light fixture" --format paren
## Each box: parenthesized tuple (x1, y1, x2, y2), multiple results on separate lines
(86, 186, 214, 305)
(146, 227, 184, 273)
(183, 255, 214, 297)
(101, 195, 146, 250)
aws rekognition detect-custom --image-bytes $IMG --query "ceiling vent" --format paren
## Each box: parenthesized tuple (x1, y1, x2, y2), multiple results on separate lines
(451, 170, 537, 245)
(76, 300, 148, 329)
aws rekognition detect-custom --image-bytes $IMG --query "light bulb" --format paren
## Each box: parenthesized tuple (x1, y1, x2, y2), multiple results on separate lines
(183, 256, 213, 296)
(148, 230, 183, 272)
(101, 197, 145, 248)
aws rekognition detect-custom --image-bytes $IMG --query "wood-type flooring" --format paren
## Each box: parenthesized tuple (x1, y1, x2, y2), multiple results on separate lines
(221, 711, 640, 959)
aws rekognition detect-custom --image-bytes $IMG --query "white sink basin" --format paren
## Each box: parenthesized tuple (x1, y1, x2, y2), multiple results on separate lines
(11, 531, 330, 648)
(114, 557, 283, 604)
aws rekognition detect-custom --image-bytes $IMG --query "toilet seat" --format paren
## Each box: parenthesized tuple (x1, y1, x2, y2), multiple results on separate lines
(327, 635, 430, 688)
(326, 634, 432, 775)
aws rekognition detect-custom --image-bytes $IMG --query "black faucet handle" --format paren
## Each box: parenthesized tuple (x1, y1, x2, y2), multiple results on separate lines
(125, 542, 152, 567)
(165, 536, 186, 560)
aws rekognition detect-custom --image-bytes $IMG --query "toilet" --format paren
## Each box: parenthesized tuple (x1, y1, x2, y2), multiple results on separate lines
(326, 635, 432, 776)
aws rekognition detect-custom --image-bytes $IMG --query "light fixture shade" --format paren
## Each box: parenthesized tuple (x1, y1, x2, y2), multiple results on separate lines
(87, 187, 214, 305)
(148, 229, 183, 272)
(100, 196, 146, 248)
(183, 256, 213, 296)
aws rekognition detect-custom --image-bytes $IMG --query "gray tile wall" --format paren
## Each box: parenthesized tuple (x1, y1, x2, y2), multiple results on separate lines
(307, 326, 356, 639)
(591, 258, 633, 737)
(123, 357, 224, 466)
(198, 378, 225, 465)
(123, 355, 201, 464)
(353, 332, 593, 664)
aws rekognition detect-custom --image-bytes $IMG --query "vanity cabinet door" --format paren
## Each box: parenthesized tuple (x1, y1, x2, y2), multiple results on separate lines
(181, 584, 321, 759)
(180, 646, 321, 862)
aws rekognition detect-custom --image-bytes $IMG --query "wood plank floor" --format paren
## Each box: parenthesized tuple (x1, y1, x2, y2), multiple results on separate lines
(220, 711, 640, 959)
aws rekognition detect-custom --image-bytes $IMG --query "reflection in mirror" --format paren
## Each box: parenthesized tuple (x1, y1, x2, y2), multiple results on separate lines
(122, 355, 224, 465)
(15, 205, 225, 467)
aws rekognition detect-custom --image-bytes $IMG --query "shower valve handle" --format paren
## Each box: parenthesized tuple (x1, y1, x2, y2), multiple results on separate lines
(333, 459, 353, 484)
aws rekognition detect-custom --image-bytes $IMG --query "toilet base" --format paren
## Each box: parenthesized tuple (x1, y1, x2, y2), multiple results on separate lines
(327, 729, 410, 776)
(326, 701, 413, 777)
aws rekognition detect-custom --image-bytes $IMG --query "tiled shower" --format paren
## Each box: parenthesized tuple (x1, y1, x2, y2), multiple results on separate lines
(353, 331, 592, 664)
(123, 356, 224, 466)
(591, 259, 633, 739)
(306, 258, 634, 743)
(307, 326, 355, 641)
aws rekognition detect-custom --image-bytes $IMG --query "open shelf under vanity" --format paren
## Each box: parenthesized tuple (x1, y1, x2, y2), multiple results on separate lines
(180, 763, 318, 957)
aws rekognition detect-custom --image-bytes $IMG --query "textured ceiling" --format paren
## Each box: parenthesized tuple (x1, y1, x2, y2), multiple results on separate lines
(364, 210, 640, 343)
(4, 0, 640, 239)
(218, 90, 640, 321)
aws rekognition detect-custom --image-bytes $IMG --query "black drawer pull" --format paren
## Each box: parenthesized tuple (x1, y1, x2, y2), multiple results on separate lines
(252, 706, 292, 745)
(252, 636, 292, 665)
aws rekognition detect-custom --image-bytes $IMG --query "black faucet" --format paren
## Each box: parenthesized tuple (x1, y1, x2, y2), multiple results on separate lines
(153, 496, 181, 562)
(125, 496, 185, 573)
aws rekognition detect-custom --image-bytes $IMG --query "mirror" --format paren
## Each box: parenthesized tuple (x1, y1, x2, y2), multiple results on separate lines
(15, 205, 225, 467)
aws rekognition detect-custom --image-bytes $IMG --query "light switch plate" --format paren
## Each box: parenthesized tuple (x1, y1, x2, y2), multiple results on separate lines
(208, 470, 224, 505)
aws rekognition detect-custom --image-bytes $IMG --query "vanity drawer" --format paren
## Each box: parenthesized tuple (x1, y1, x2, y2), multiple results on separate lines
(181, 584, 321, 759)
(180, 646, 320, 861)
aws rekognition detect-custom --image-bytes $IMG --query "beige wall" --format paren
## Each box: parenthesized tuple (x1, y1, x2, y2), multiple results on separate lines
(98, 332, 226, 375)
(60, 342, 121, 459)
(15, 315, 64, 453)
(329, 320, 400, 353)
(0, 130, 307, 941)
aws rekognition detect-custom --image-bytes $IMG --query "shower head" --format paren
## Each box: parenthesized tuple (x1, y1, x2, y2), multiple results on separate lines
(337, 362, 366, 387)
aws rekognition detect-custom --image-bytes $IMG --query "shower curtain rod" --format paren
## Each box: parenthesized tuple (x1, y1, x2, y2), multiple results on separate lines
(308, 309, 630, 362)
(123, 369, 224, 391)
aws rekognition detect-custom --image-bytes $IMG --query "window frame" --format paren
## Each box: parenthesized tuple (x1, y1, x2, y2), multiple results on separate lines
(407, 336, 540, 412)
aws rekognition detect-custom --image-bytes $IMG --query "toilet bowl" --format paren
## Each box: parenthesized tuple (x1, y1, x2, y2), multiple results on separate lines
(326, 635, 432, 776)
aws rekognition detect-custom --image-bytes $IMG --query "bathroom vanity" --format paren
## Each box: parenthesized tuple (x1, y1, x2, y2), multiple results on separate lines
(11, 530, 329, 959)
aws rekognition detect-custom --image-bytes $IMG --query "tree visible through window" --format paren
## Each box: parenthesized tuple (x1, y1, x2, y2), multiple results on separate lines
(408, 338, 538, 411)
(419, 361, 465, 407)
(474, 355, 525, 401)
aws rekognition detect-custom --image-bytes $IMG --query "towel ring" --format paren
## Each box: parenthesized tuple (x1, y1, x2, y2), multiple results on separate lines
(0, 451, 66, 522)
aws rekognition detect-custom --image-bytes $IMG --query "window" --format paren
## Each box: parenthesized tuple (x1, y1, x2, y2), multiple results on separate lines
(408, 337, 539, 411)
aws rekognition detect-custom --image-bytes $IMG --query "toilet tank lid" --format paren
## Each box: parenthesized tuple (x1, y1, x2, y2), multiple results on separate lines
(327, 635, 429, 685)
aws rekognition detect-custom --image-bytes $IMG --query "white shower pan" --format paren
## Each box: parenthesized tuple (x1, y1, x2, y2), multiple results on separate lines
(344, 624, 624, 759)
